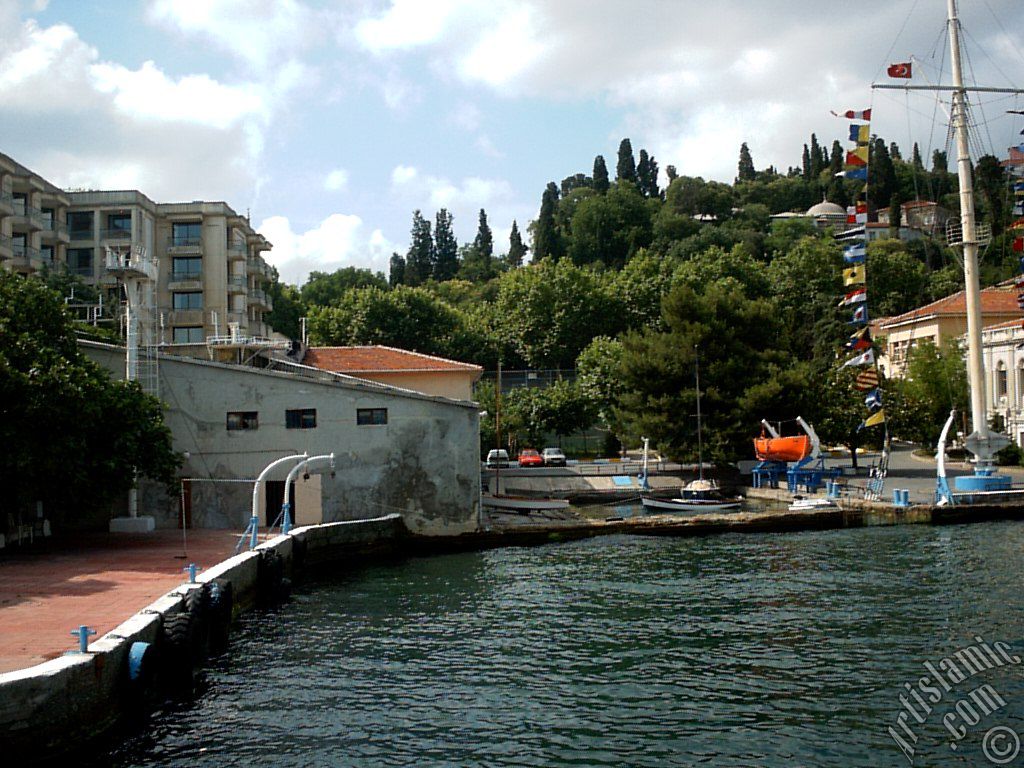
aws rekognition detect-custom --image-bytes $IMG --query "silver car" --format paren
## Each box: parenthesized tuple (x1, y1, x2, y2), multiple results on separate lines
(541, 447, 567, 467)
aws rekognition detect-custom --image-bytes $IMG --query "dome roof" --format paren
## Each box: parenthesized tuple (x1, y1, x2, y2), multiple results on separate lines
(806, 199, 846, 217)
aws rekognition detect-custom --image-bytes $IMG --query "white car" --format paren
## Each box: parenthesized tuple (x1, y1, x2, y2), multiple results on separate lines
(485, 449, 510, 468)
(541, 447, 567, 467)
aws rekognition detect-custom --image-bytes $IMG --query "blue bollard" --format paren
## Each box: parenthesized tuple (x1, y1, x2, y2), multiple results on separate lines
(183, 563, 200, 583)
(282, 502, 292, 535)
(902, 489, 911, 506)
(249, 513, 259, 550)
(893, 489, 900, 506)
(70, 625, 96, 653)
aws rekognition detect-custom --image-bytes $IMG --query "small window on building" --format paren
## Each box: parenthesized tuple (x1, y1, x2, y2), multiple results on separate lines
(67, 211, 94, 237)
(172, 221, 202, 247)
(172, 326, 204, 344)
(997, 361, 1008, 400)
(107, 212, 131, 233)
(173, 291, 203, 310)
(172, 256, 202, 279)
(357, 408, 388, 426)
(286, 408, 317, 429)
(67, 247, 93, 275)
(227, 411, 259, 431)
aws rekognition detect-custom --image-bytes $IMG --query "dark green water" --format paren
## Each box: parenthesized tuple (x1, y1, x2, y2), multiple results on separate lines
(100, 522, 1024, 767)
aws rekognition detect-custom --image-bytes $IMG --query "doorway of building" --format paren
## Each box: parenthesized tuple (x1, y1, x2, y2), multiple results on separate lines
(264, 480, 296, 527)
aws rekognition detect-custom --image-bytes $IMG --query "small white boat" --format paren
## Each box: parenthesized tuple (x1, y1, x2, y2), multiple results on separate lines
(788, 496, 838, 512)
(481, 493, 570, 513)
(641, 479, 742, 514)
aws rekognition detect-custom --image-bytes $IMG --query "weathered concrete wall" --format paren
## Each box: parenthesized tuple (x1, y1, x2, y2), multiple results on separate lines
(84, 342, 481, 536)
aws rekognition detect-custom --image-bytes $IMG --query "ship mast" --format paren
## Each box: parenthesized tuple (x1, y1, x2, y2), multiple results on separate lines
(946, 0, 1007, 470)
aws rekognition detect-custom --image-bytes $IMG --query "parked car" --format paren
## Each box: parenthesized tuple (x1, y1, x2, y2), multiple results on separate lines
(518, 448, 544, 468)
(542, 447, 567, 467)
(485, 449, 510, 468)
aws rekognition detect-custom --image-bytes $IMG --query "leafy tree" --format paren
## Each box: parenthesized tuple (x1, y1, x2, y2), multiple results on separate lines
(567, 182, 654, 268)
(616, 138, 637, 184)
(810, 133, 824, 177)
(975, 154, 1008, 235)
(593, 155, 610, 193)
(265, 268, 305, 340)
(473, 208, 493, 264)
(433, 208, 459, 281)
(737, 142, 756, 182)
(610, 250, 681, 332)
(675, 244, 770, 298)
(531, 182, 563, 261)
(0, 272, 178, 526)
(801, 144, 811, 180)
(869, 137, 896, 208)
(577, 336, 626, 434)
(389, 252, 406, 287)
(508, 220, 527, 267)
(405, 210, 435, 286)
(301, 266, 387, 306)
(888, 339, 968, 446)
(494, 258, 618, 369)
(665, 165, 678, 184)
(637, 149, 659, 198)
(561, 173, 592, 196)
(912, 142, 923, 169)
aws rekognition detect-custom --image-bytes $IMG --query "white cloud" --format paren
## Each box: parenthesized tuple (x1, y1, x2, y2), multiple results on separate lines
(323, 168, 349, 191)
(390, 164, 418, 186)
(450, 102, 481, 131)
(355, 0, 460, 54)
(457, 5, 546, 89)
(258, 213, 396, 285)
(390, 164, 512, 210)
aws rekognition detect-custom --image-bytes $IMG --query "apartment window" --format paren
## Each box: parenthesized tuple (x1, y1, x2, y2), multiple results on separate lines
(173, 291, 203, 310)
(227, 411, 259, 431)
(12, 192, 26, 215)
(12, 233, 26, 256)
(357, 408, 388, 426)
(172, 257, 202, 280)
(172, 326, 204, 344)
(40, 244, 54, 264)
(107, 212, 131, 232)
(40, 207, 55, 229)
(997, 362, 1008, 401)
(172, 221, 202, 247)
(67, 247, 93, 276)
(68, 211, 94, 238)
(286, 408, 317, 429)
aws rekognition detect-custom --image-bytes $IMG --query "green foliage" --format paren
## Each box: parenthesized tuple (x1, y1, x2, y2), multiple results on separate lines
(616, 138, 637, 184)
(766, 235, 843, 360)
(675, 245, 770, 298)
(887, 339, 968, 446)
(0, 272, 178, 521)
(405, 210, 435, 286)
(498, 380, 597, 449)
(433, 208, 459, 281)
(301, 267, 387, 307)
(567, 182, 653, 268)
(576, 336, 625, 432)
(593, 155, 610, 194)
(507, 220, 527, 268)
(531, 182, 563, 261)
(737, 142, 755, 182)
(265, 269, 306, 340)
(866, 240, 929, 317)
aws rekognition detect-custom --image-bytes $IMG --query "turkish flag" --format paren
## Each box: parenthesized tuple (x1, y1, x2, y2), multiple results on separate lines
(1013, 237, 1024, 253)
(887, 62, 912, 78)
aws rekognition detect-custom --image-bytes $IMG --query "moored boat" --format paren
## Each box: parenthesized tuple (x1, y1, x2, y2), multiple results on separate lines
(642, 478, 742, 514)
(787, 496, 838, 512)
(481, 493, 570, 512)
(754, 434, 811, 462)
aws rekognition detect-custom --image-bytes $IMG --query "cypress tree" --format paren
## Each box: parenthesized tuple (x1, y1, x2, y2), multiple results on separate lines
(801, 144, 811, 180)
(472, 208, 493, 274)
(665, 165, 678, 184)
(737, 142, 755, 182)
(405, 210, 434, 286)
(616, 138, 637, 184)
(810, 134, 823, 177)
(508, 220, 527, 267)
(533, 182, 562, 261)
(828, 140, 843, 178)
(637, 149, 659, 197)
(433, 208, 458, 281)
(912, 142, 923, 169)
(593, 155, 610, 193)
(388, 253, 405, 287)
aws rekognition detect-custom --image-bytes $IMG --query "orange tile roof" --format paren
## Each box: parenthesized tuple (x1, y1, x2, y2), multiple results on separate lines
(303, 345, 483, 374)
(983, 318, 1024, 332)
(881, 285, 1021, 329)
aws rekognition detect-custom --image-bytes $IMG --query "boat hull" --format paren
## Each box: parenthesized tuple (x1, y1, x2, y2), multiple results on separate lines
(482, 494, 570, 512)
(641, 496, 742, 513)
(754, 435, 811, 462)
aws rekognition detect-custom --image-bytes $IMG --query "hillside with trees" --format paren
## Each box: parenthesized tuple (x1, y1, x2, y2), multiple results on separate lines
(267, 134, 1018, 461)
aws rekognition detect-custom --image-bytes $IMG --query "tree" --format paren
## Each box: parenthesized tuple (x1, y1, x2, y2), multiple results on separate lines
(869, 137, 896, 208)
(912, 142, 924, 169)
(389, 252, 406, 287)
(801, 144, 811, 180)
(531, 182, 563, 261)
(405, 210, 435, 286)
(616, 138, 637, 184)
(737, 142, 756, 182)
(433, 208, 459, 281)
(264, 267, 305, 340)
(888, 339, 968, 446)
(593, 155, 610, 193)
(561, 173, 592, 196)
(567, 182, 654, 268)
(665, 165, 678, 184)
(810, 133, 824, 177)
(507, 220, 527, 267)
(637, 149, 659, 198)
(301, 267, 387, 306)
(0, 272, 178, 525)
(473, 208, 493, 265)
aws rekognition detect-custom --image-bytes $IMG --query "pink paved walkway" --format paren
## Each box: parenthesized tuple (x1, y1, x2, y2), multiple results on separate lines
(0, 529, 257, 673)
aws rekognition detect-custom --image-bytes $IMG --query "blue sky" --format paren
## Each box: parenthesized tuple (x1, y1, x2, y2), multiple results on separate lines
(1, 0, 1022, 285)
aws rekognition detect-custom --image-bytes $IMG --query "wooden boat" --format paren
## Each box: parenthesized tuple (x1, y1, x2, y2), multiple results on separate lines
(754, 434, 811, 462)
(641, 479, 742, 513)
(481, 493, 570, 512)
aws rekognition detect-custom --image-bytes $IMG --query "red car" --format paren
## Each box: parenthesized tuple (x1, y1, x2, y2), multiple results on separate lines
(518, 449, 544, 468)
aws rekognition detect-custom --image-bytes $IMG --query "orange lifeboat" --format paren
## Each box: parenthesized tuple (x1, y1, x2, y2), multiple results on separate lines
(753, 434, 812, 462)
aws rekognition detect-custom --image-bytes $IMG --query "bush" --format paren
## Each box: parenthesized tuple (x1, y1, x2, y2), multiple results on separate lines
(995, 443, 1024, 467)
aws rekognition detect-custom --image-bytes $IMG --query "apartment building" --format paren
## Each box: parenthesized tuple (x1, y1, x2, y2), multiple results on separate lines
(0, 153, 71, 274)
(0, 151, 276, 345)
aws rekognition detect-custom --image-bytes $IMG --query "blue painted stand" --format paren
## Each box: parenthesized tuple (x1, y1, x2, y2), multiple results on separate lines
(752, 460, 787, 489)
(953, 472, 1012, 492)
(786, 457, 842, 494)
(183, 563, 201, 583)
(70, 625, 96, 653)
(281, 502, 293, 534)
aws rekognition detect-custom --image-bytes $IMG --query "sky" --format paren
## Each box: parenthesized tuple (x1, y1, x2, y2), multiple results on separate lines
(1, 0, 1022, 285)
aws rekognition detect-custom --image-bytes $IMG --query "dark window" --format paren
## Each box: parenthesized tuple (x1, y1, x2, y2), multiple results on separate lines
(41, 244, 54, 263)
(173, 291, 203, 310)
(67, 211, 94, 237)
(286, 408, 317, 429)
(357, 408, 388, 426)
(172, 257, 202, 279)
(67, 247, 93, 275)
(172, 326, 204, 344)
(172, 221, 202, 247)
(12, 192, 27, 214)
(227, 411, 259, 431)
(107, 212, 131, 232)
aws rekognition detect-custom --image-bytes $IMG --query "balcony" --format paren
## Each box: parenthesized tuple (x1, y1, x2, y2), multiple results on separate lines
(227, 275, 248, 294)
(227, 243, 247, 261)
(104, 248, 158, 281)
(168, 269, 203, 289)
(10, 243, 42, 273)
(100, 228, 132, 242)
(68, 228, 94, 242)
(166, 309, 205, 326)
(0, 234, 11, 260)
(249, 287, 267, 306)
(0, 193, 13, 216)
(10, 202, 42, 231)
(40, 218, 69, 243)
(168, 235, 202, 254)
